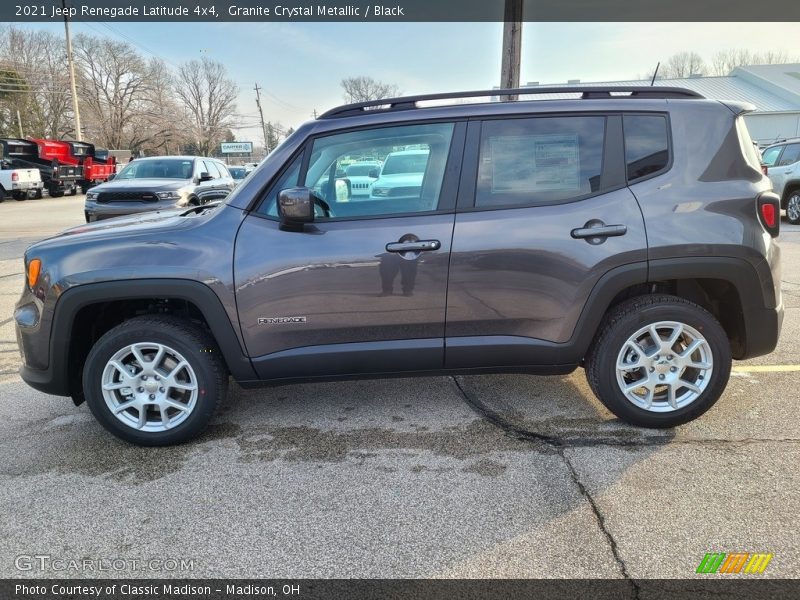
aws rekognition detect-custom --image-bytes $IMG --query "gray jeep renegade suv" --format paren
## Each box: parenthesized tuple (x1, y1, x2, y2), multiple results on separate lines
(15, 87, 783, 445)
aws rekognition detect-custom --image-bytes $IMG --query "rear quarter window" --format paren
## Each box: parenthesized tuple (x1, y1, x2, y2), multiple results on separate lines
(623, 114, 670, 182)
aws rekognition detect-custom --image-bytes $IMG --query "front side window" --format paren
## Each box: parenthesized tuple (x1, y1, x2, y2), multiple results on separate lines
(624, 114, 670, 182)
(302, 122, 454, 219)
(476, 116, 606, 208)
(777, 143, 800, 166)
(202, 160, 221, 179)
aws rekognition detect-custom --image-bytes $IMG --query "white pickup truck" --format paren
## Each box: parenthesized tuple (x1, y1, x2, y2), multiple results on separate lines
(0, 160, 44, 201)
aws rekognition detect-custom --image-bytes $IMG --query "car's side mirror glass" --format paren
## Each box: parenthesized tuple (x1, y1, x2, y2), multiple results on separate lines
(368, 168, 379, 179)
(199, 171, 213, 182)
(278, 187, 315, 231)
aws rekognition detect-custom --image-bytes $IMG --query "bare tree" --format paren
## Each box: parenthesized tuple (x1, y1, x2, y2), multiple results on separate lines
(73, 34, 158, 150)
(662, 52, 707, 78)
(175, 58, 238, 156)
(710, 48, 796, 75)
(0, 26, 73, 138)
(136, 58, 192, 154)
(341, 76, 401, 103)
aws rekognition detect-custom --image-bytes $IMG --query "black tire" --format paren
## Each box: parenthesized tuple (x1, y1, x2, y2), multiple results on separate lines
(49, 189, 65, 198)
(585, 294, 731, 428)
(34, 189, 43, 199)
(67, 185, 77, 196)
(82, 315, 228, 446)
(785, 191, 800, 225)
(13, 191, 26, 201)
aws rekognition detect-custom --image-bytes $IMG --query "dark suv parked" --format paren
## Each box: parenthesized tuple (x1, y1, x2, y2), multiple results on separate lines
(15, 88, 783, 445)
(84, 155, 235, 222)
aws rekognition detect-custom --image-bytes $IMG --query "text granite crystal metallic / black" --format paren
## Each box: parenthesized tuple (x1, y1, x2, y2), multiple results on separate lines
(14, 87, 783, 445)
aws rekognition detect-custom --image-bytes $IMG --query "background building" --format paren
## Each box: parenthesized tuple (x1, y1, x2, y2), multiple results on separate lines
(526, 64, 800, 147)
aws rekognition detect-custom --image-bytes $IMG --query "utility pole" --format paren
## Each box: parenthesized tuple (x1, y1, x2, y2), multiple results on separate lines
(500, 0, 523, 100)
(62, 0, 82, 140)
(16, 110, 24, 138)
(253, 84, 269, 153)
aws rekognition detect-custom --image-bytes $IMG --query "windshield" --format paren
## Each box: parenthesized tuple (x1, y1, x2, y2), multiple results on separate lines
(117, 158, 194, 180)
(381, 153, 429, 175)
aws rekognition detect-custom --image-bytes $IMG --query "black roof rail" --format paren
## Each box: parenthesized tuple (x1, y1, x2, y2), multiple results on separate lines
(319, 86, 705, 119)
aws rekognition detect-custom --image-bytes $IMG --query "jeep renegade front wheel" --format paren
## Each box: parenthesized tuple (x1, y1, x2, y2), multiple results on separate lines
(585, 295, 731, 428)
(83, 316, 228, 446)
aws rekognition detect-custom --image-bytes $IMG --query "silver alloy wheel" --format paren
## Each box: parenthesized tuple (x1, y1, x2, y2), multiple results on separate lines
(788, 194, 800, 223)
(615, 321, 713, 413)
(101, 342, 199, 432)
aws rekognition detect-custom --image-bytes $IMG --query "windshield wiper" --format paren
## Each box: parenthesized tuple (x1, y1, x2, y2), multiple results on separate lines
(180, 202, 222, 217)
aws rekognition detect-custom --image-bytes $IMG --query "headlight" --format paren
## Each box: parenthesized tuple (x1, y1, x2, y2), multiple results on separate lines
(85, 191, 99, 200)
(156, 191, 182, 200)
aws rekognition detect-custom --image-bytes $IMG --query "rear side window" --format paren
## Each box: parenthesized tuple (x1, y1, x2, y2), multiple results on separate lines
(624, 114, 669, 182)
(761, 145, 783, 167)
(476, 116, 606, 208)
(777, 143, 800, 166)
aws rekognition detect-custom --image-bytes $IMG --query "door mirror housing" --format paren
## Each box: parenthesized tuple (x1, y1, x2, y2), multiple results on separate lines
(107, 173, 116, 181)
(368, 168, 380, 179)
(278, 187, 316, 231)
(199, 172, 214, 182)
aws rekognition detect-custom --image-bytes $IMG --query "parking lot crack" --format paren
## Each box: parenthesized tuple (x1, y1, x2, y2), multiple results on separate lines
(451, 375, 639, 591)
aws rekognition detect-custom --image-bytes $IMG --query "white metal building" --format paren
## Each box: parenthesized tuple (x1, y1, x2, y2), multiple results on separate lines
(527, 64, 800, 146)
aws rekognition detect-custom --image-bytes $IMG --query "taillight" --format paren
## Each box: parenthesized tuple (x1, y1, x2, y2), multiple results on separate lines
(11, 172, 18, 182)
(756, 192, 780, 237)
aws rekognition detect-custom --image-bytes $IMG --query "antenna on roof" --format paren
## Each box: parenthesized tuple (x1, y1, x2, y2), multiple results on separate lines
(650, 62, 661, 86)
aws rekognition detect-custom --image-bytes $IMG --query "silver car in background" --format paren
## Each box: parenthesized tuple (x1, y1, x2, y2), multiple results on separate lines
(762, 139, 800, 224)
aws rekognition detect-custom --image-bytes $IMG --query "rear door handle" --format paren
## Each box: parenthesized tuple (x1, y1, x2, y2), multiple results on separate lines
(571, 224, 627, 239)
(386, 240, 441, 253)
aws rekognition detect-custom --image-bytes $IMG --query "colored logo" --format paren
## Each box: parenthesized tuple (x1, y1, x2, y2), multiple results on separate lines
(697, 552, 773, 574)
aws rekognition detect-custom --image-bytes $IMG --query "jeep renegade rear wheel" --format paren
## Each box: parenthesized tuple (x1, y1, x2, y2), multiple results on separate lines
(83, 316, 227, 445)
(585, 295, 731, 428)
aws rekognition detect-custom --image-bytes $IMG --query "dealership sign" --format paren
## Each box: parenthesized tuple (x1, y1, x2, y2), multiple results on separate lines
(221, 142, 253, 153)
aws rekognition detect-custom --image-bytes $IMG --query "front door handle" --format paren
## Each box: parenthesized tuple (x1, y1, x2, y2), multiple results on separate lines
(386, 239, 441, 253)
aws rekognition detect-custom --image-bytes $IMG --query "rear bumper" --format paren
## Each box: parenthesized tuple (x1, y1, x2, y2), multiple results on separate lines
(10, 181, 44, 191)
(740, 302, 784, 360)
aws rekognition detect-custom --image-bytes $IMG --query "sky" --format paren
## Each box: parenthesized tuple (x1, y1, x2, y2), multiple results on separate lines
(19, 21, 800, 145)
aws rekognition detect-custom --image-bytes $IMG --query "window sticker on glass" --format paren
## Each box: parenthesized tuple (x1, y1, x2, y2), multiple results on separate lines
(488, 134, 580, 194)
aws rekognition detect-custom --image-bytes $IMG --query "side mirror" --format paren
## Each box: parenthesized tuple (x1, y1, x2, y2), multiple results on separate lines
(107, 173, 116, 181)
(278, 187, 315, 231)
(199, 172, 214, 182)
(335, 168, 346, 178)
(368, 168, 379, 179)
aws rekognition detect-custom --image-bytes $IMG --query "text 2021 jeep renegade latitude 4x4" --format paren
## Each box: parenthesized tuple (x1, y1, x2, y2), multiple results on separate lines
(15, 87, 783, 445)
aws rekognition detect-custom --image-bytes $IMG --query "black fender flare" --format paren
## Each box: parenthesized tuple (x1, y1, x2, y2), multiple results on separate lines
(45, 279, 256, 396)
(566, 255, 777, 362)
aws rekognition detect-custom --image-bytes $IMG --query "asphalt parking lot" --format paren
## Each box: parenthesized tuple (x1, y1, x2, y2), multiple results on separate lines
(0, 195, 798, 581)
